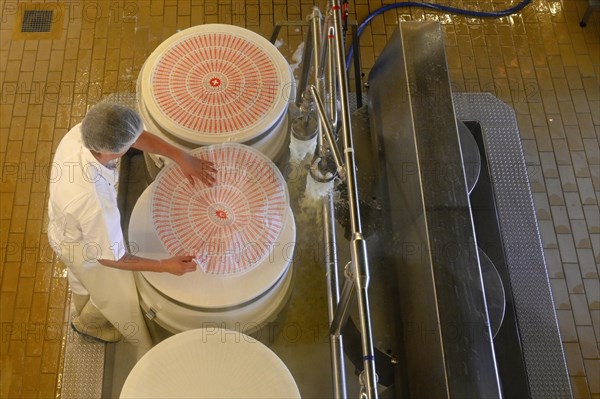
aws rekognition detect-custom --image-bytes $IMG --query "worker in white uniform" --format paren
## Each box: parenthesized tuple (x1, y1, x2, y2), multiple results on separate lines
(47, 103, 216, 353)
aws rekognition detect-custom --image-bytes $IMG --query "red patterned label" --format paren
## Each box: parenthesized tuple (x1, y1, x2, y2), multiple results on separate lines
(152, 144, 289, 275)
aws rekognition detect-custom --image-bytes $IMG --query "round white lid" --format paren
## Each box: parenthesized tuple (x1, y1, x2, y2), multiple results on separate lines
(141, 24, 294, 145)
(120, 328, 300, 398)
(137, 63, 292, 162)
(129, 182, 296, 309)
(151, 143, 289, 275)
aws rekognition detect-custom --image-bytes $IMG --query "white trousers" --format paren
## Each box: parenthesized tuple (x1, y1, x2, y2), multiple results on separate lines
(58, 241, 153, 359)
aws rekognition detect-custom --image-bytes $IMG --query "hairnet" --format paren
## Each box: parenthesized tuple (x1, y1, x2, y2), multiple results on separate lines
(81, 103, 143, 153)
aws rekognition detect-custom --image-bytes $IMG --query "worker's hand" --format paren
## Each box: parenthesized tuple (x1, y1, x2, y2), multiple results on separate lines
(177, 152, 217, 187)
(161, 256, 198, 275)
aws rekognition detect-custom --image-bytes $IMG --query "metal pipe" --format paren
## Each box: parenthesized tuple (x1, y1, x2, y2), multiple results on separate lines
(317, 28, 329, 81)
(310, 85, 344, 176)
(350, 233, 377, 397)
(323, 192, 347, 399)
(269, 25, 282, 44)
(330, 1, 378, 397)
(326, 26, 339, 132)
(310, 7, 325, 152)
(330, 4, 361, 234)
(311, 8, 345, 385)
(295, 21, 314, 107)
(351, 24, 363, 109)
(330, 263, 355, 336)
(310, 7, 348, 397)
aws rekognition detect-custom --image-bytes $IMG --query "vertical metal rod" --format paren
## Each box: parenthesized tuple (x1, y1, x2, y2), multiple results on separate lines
(351, 24, 363, 109)
(269, 25, 282, 44)
(330, 1, 378, 397)
(330, 4, 361, 234)
(323, 192, 347, 399)
(326, 26, 339, 131)
(296, 22, 314, 106)
(310, 8, 348, 398)
(310, 7, 325, 152)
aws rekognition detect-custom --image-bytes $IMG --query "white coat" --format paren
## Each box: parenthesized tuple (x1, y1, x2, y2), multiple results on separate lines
(47, 124, 152, 357)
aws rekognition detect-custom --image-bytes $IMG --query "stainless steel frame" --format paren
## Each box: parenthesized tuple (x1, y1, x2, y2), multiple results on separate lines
(310, 86, 344, 176)
(296, 2, 379, 397)
(329, 3, 378, 395)
(324, 191, 348, 399)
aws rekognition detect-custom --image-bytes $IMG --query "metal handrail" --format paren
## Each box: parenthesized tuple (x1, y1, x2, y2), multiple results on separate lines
(323, 192, 348, 399)
(280, 4, 378, 397)
(309, 7, 349, 399)
(328, 1, 378, 397)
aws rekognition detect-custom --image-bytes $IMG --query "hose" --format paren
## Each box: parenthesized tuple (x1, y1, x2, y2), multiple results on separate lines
(345, 0, 532, 70)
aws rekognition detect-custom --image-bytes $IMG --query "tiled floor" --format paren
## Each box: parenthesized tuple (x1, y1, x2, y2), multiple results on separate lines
(0, 0, 598, 398)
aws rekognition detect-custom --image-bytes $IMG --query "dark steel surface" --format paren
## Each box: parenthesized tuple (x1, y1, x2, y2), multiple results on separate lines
(351, 25, 363, 109)
(465, 120, 531, 397)
(477, 247, 505, 339)
(453, 98, 572, 398)
(367, 22, 502, 398)
(341, 113, 504, 381)
(330, 75, 570, 399)
(457, 120, 481, 194)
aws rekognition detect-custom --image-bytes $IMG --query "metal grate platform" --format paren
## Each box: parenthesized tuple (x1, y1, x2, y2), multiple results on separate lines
(60, 322, 105, 399)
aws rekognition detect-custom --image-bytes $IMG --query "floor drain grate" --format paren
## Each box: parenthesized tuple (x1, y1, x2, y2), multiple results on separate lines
(12, 3, 64, 40)
(21, 10, 54, 33)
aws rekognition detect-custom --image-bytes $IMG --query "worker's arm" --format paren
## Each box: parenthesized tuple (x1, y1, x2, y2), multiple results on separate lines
(98, 254, 197, 276)
(132, 130, 217, 186)
(75, 196, 198, 276)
